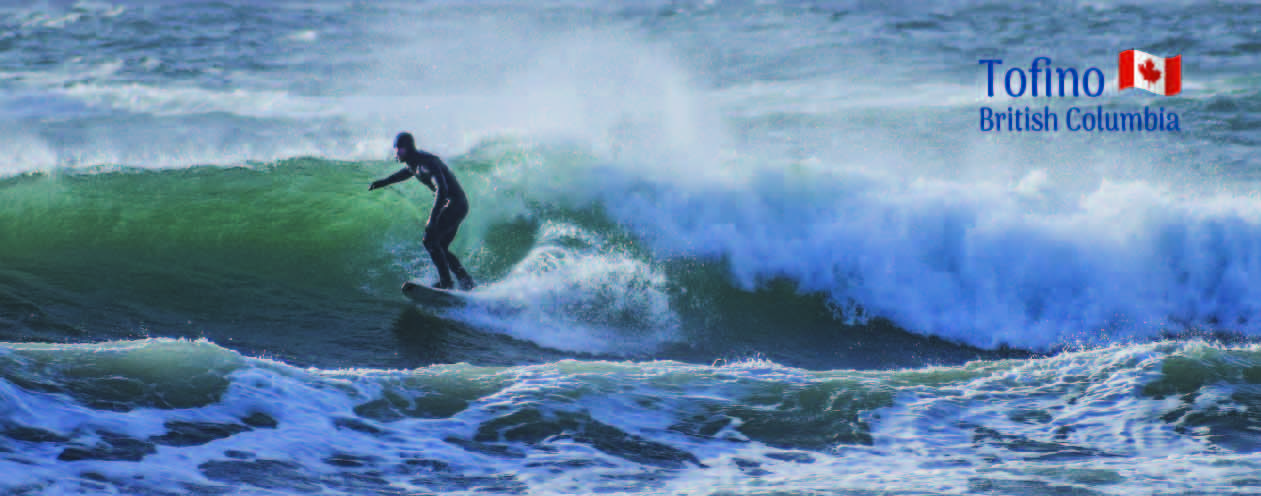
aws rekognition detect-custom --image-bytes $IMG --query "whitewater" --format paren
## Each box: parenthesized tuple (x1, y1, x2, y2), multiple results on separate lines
(2, 1, 1260, 494)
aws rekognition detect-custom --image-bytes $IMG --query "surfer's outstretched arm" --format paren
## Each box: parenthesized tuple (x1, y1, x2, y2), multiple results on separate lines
(369, 167, 412, 191)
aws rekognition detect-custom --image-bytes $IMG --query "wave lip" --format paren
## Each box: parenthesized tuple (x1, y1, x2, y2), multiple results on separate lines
(591, 159, 1261, 351)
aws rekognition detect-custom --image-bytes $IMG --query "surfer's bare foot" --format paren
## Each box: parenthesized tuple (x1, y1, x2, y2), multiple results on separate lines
(432, 280, 454, 290)
(458, 276, 476, 291)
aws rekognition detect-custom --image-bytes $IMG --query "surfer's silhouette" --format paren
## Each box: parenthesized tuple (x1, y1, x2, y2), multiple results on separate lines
(370, 132, 476, 291)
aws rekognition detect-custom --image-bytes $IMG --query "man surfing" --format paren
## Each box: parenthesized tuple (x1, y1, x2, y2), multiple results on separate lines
(370, 132, 476, 291)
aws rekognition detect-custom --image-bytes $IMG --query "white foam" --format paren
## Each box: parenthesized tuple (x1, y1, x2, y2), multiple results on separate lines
(612, 164, 1261, 349)
(441, 116, 1261, 351)
(2, 15, 726, 175)
(0, 127, 59, 175)
(328, 14, 728, 170)
(286, 29, 319, 42)
(436, 223, 682, 354)
(3, 340, 1261, 495)
(61, 83, 338, 118)
(716, 78, 980, 117)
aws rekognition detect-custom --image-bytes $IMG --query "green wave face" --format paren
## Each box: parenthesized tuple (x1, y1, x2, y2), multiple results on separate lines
(11, 138, 1221, 369)
(0, 138, 623, 291)
(1, 159, 447, 354)
(3, 160, 410, 286)
(0, 143, 902, 368)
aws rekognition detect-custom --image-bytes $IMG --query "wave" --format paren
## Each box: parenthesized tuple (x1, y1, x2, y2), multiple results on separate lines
(2, 139, 1259, 355)
(1, 338, 1260, 494)
(0, 155, 691, 359)
(454, 140, 1261, 351)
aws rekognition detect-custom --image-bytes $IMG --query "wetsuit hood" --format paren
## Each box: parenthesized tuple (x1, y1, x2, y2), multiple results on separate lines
(394, 132, 416, 151)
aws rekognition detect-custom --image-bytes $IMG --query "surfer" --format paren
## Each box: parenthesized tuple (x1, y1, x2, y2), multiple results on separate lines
(370, 132, 477, 291)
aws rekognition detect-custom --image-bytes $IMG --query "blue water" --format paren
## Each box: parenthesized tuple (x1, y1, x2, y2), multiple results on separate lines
(2, 1, 1260, 494)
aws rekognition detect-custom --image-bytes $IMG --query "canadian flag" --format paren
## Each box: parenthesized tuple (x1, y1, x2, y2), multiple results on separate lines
(1118, 50, 1182, 96)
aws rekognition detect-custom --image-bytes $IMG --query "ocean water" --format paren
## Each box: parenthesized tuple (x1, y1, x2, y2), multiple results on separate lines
(2, 0, 1260, 494)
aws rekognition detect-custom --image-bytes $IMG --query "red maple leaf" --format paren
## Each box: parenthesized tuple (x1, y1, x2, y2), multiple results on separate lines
(1138, 59, 1162, 83)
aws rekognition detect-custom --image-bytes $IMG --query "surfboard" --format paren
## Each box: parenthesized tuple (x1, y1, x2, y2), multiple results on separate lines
(401, 281, 469, 308)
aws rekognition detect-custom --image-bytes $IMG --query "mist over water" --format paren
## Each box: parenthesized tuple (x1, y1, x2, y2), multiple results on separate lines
(2, 0, 1261, 494)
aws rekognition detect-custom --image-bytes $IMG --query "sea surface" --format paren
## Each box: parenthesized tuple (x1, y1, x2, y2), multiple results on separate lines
(2, 1, 1260, 494)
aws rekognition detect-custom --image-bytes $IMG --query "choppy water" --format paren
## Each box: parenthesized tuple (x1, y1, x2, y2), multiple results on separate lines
(2, 1, 1259, 494)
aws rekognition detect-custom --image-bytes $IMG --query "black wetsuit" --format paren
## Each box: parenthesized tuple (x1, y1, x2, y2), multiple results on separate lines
(371, 149, 475, 290)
